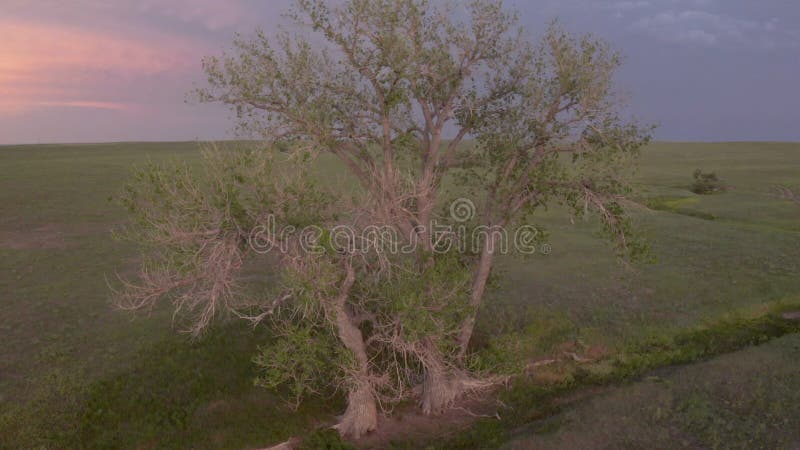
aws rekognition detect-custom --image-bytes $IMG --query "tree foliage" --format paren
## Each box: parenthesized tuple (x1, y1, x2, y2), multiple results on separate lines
(115, 0, 653, 438)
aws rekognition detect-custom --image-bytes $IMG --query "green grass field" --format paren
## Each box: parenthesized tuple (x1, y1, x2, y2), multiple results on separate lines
(504, 333, 800, 449)
(1, 141, 799, 449)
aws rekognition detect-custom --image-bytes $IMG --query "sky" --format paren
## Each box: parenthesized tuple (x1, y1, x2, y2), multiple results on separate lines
(0, 0, 798, 144)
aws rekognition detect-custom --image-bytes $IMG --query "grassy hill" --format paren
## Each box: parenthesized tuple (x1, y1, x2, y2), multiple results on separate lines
(1, 141, 799, 448)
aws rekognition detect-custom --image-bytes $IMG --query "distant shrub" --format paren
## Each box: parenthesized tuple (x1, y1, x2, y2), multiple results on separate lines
(691, 169, 725, 195)
(774, 186, 800, 206)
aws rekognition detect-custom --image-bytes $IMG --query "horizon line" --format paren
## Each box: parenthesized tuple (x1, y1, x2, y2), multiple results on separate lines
(2, 138, 800, 148)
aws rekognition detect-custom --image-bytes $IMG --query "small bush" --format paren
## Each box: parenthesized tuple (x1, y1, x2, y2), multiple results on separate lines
(691, 169, 725, 195)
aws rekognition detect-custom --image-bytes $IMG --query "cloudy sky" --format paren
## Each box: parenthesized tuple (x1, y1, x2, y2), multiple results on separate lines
(1, 0, 798, 144)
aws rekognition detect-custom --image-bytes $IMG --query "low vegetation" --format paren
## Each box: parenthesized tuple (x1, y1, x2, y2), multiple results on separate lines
(421, 301, 800, 448)
(691, 169, 726, 195)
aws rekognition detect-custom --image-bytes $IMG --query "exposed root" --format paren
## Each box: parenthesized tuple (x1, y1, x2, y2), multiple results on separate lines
(452, 406, 501, 419)
(526, 358, 557, 371)
(565, 351, 593, 363)
(260, 437, 299, 450)
(782, 311, 800, 321)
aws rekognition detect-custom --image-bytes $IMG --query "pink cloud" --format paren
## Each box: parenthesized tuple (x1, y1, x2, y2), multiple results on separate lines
(0, 19, 208, 116)
(0, 100, 134, 115)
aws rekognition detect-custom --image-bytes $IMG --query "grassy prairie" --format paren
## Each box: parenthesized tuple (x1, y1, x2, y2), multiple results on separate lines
(503, 333, 800, 449)
(491, 142, 800, 346)
(0, 141, 799, 448)
(0, 142, 199, 399)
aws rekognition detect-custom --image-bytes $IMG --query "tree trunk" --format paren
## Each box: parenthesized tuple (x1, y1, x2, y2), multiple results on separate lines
(337, 378, 378, 438)
(331, 261, 378, 438)
(418, 235, 499, 414)
(420, 343, 464, 415)
(419, 339, 486, 415)
(456, 235, 497, 359)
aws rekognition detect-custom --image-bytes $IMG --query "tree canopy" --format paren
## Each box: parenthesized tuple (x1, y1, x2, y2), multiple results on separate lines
(116, 0, 652, 438)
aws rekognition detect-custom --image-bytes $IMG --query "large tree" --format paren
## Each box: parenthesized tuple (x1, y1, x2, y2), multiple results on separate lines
(116, 0, 651, 438)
